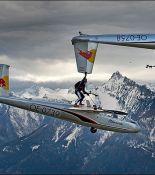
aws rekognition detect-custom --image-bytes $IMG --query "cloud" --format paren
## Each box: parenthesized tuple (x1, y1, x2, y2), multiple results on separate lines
(0, 1, 155, 82)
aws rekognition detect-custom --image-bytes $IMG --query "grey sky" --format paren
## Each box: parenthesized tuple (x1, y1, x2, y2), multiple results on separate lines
(0, 1, 155, 83)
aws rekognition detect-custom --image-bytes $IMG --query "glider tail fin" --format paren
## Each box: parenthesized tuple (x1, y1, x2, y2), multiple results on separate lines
(73, 41, 98, 74)
(0, 64, 10, 96)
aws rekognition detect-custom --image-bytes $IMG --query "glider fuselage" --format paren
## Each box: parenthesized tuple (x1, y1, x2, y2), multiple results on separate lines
(0, 97, 140, 133)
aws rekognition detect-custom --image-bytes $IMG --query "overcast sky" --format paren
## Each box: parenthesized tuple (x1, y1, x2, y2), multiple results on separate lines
(0, 1, 155, 84)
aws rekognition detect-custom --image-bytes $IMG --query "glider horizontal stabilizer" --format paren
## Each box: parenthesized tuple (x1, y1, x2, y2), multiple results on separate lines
(101, 109, 128, 115)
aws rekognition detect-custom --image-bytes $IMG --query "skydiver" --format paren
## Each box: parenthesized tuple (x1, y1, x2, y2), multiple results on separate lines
(74, 73, 90, 107)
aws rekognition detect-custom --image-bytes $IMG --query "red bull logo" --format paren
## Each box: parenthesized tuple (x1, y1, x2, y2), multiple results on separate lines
(0, 76, 9, 90)
(77, 48, 97, 63)
(78, 49, 92, 59)
(0, 78, 6, 87)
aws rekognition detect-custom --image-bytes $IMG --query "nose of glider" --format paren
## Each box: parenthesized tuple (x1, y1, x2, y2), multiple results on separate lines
(134, 125, 141, 133)
(130, 123, 141, 133)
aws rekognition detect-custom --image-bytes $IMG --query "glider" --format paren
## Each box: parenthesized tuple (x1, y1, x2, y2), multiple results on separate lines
(146, 65, 155, 68)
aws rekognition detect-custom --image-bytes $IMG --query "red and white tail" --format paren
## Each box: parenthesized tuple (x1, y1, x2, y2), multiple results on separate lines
(73, 41, 98, 74)
(0, 64, 10, 96)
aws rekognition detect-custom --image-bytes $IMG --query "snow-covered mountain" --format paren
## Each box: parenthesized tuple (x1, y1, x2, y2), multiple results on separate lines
(0, 72, 155, 174)
(136, 80, 155, 92)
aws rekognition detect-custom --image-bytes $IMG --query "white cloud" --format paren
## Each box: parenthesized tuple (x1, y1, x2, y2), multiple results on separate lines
(0, 1, 155, 82)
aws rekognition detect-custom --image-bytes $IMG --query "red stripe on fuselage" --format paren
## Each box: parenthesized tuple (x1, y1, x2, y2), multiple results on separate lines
(62, 109, 97, 124)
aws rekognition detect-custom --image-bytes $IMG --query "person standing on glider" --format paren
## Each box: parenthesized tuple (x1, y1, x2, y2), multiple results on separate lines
(74, 73, 90, 107)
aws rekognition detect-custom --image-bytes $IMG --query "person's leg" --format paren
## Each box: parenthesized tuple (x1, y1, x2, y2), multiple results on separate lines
(79, 93, 85, 105)
(75, 91, 82, 105)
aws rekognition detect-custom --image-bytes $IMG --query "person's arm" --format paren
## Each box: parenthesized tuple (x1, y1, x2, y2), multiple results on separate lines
(81, 72, 87, 83)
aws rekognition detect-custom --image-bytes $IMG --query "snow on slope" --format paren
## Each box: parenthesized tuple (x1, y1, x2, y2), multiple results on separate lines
(31, 145, 40, 151)
(64, 126, 82, 148)
(9, 106, 43, 137)
(136, 80, 155, 92)
(16, 85, 76, 103)
(95, 90, 120, 110)
(52, 124, 66, 143)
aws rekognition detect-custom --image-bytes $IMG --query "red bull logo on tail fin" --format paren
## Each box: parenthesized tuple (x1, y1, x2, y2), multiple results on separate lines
(0, 76, 9, 90)
(0, 78, 5, 87)
(77, 48, 97, 63)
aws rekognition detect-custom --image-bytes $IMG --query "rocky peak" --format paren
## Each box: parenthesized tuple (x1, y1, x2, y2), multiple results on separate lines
(110, 71, 123, 80)
(103, 71, 155, 115)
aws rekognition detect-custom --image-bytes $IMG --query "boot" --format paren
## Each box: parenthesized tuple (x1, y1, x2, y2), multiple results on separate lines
(74, 103, 79, 107)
